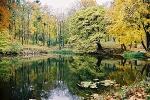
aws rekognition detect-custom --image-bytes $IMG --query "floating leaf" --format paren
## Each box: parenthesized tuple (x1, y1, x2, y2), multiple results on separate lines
(78, 81, 91, 88)
(100, 80, 116, 86)
(90, 83, 97, 88)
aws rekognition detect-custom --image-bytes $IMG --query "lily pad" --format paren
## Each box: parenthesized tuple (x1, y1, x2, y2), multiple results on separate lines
(93, 79, 99, 81)
(90, 83, 97, 88)
(100, 80, 116, 86)
(78, 81, 91, 88)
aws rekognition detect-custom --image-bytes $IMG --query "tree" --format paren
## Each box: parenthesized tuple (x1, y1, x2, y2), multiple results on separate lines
(106, 0, 150, 51)
(0, 30, 10, 52)
(40, 5, 57, 46)
(67, 0, 97, 17)
(79, 0, 97, 9)
(0, 0, 11, 31)
(142, 0, 150, 51)
(69, 6, 106, 52)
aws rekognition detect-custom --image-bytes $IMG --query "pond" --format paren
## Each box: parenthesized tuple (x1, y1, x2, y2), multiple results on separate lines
(0, 54, 149, 100)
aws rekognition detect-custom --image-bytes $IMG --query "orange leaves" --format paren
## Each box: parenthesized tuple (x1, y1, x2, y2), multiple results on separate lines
(9, 3, 19, 10)
(0, 0, 14, 32)
(0, 5, 11, 31)
(0, 0, 6, 6)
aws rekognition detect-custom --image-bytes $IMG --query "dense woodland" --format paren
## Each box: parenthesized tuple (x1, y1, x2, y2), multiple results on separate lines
(0, 0, 149, 54)
(0, 0, 150, 99)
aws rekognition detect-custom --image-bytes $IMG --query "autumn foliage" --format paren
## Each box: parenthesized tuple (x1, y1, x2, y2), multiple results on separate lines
(0, 0, 11, 31)
(106, 0, 150, 50)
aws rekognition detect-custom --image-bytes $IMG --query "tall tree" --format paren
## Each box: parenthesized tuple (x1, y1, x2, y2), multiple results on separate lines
(107, 0, 150, 51)
(69, 6, 106, 52)
(142, 0, 150, 50)
(0, 0, 11, 31)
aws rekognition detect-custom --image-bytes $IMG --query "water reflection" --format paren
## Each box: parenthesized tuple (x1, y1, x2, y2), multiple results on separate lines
(10, 56, 79, 100)
(0, 55, 149, 99)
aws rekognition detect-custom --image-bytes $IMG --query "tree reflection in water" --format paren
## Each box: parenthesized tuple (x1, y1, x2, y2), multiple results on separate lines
(1, 55, 78, 100)
(0, 55, 149, 99)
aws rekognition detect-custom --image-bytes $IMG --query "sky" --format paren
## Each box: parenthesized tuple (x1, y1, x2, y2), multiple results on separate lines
(31, 0, 113, 9)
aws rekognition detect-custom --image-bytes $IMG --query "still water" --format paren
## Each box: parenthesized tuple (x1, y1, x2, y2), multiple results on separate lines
(0, 54, 149, 100)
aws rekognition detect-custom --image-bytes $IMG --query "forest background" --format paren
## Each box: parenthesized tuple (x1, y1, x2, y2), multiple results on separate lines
(0, 0, 149, 55)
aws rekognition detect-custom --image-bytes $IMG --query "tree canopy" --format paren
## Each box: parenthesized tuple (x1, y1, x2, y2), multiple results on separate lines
(0, 0, 149, 53)
(69, 6, 106, 52)
(0, 0, 58, 51)
(0, 0, 11, 31)
(106, 0, 150, 50)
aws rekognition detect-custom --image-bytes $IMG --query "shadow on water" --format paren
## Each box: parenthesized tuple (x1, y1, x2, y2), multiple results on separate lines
(0, 55, 149, 99)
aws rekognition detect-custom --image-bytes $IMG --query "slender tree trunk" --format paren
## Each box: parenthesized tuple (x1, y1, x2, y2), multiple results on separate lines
(121, 59, 126, 66)
(123, 44, 126, 50)
(36, 33, 38, 44)
(59, 22, 61, 50)
(21, 18, 24, 45)
(129, 43, 132, 49)
(141, 40, 147, 51)
(27, 11, 30, 45)
(113, 38, 116, 42)
(121, 44, 126, 50)
(146, 32, 150, 51)
(42, 33, 45, 46)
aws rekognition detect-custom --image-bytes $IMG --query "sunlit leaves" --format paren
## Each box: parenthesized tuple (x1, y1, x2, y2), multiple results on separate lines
(69, 6, 106, 52)
(0, 30, 10, 51)
(7, 1, 57, 46)
(106, 0, 149, 47)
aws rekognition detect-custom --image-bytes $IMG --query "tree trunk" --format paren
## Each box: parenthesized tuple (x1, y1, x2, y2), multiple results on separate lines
(141, 40, 147, 51)
(123, 44, 126, 50)
(36, 33, 38, 44)
(96, 42, 102, 51)
(121, 44, 126, 50)
(141, 0, 150, 51)
(146, 32, 150, 51)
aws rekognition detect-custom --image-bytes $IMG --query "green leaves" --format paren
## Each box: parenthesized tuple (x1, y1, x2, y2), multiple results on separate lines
(10, 42, 22, 52)
(69, 6, 106, 52)
(0, 30, 10, 52)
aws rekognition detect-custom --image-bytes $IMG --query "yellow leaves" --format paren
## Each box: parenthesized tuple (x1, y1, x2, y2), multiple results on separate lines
(142, 18, 150, 26)
(138, 7, 149, 14)
(116, 65, 130, 70)
(0, 29, 10, 51)
(79, 0, 97, 8)
(31, 2, 40, 10)
(137, 1, 149, 14)
(31, 27, 37, 34)
(107, 0, 149, 46)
